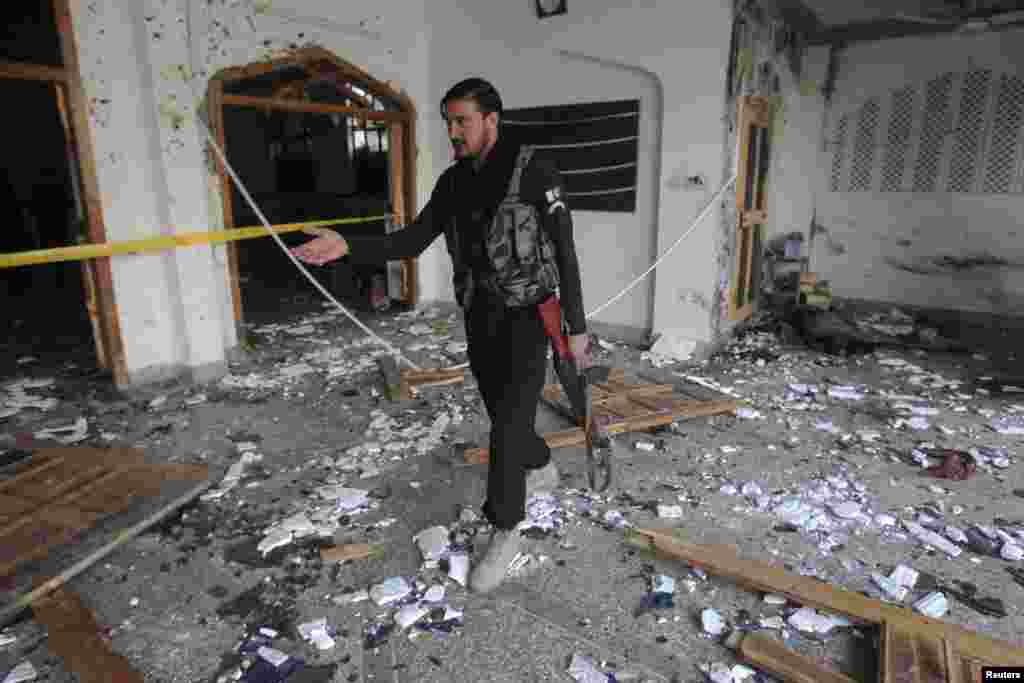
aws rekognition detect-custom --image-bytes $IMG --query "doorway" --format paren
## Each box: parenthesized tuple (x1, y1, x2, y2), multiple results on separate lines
(207, 48, 418, 328)
(0, 1, 123, 383)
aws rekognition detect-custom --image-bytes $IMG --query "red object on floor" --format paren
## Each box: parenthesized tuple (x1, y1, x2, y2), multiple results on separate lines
(926, 450, 976, 480)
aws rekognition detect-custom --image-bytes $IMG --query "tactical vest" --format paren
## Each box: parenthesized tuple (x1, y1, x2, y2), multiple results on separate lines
(444, 145, 561, 310)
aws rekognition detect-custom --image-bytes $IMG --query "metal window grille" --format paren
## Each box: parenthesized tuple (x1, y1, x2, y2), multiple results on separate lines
(849, 97, 880, 191)
(947, 69, 992, 192)
(881, 86, 916, 192)
(982, 73, 1024, 194)
(829, 115, 848, 192)
(912, 73, 954, 192)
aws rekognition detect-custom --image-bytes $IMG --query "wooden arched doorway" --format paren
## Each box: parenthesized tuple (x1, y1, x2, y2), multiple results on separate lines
(206, 47, 418, 326)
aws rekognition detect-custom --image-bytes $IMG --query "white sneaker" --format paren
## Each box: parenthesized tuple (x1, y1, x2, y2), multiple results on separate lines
(469, 528, 522, 593)
(525, 461, 559, 497)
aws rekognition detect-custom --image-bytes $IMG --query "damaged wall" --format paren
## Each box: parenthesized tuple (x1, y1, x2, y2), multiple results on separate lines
(711, 1, 826, 342)
(812, 27, 1024, 316)
(427, 0, 734, 348)
(71, 0, 433, 385)
(72, 0, 749, 384)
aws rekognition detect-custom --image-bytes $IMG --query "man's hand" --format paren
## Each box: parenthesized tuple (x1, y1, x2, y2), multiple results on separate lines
(290, 227, 349, 266)
(568, 333, 592, 370)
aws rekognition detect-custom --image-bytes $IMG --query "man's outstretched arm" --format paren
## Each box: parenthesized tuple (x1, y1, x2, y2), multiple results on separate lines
(292, 173, 449, 266)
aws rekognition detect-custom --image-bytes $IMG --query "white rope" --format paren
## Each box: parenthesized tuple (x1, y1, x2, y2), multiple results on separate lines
(584, 173, 737, 320)
(194, 102, 732, 373)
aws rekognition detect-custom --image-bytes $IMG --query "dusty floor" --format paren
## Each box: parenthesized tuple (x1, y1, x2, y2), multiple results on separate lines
(1, 290, 1024, 683)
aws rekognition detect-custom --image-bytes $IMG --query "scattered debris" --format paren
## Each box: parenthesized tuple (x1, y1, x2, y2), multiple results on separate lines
(1, 661, 36, 683)
(701, 607, 726, 636)
(369, 577, 412, 606)
(297, 618, 336, 650)
(913, 591, 948, 618)
(567, 653, 614, 682)
(34, 417, 88, 444)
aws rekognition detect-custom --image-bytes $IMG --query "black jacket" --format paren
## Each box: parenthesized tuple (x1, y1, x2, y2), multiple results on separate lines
(342, 127, 587, 335)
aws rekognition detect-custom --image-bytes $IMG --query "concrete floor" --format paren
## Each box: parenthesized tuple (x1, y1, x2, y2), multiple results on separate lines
(1, 295, 1023, 683)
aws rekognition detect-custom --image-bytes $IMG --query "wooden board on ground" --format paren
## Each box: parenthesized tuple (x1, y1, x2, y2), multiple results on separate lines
(465, 371, 739, 464)
(377, 356, 466, 401)
(728, 631, 858, 683)
(32, 586, 144, 683)
(0, 448, 209, 580)
(629, 527, 1024, 683)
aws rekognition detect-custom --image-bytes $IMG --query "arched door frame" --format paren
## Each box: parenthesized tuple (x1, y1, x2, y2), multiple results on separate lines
(206, 46, 419, 327)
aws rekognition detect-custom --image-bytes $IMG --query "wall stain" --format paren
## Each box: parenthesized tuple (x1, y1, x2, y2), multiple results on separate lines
(934, 254, 1011, 271)
(825, 237, 846, 256)
(886, 252, 1022, 276)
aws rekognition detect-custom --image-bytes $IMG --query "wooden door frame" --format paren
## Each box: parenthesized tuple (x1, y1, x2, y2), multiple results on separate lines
(0, 1, 128, 385)
(207, 47, 419, 329)
(728, 95, 771, 322)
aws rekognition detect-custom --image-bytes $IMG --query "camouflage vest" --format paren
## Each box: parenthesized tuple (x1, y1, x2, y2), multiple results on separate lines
(445, 145, 560, 310)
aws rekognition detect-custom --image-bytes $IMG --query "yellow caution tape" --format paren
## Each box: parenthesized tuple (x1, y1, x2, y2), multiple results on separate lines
(0, 214, 394, 269)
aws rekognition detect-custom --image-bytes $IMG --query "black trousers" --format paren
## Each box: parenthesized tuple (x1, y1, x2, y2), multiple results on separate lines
(466, 290, 552, 530)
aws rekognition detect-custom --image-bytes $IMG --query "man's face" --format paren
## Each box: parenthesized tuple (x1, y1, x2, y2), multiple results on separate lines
(443, 98, 498, 161)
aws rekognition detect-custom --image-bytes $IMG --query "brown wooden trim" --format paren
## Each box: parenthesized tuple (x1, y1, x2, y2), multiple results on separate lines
(212, 48, 421, 311)
(207, 79, 243, 328)
(53, 0, 127, 385)
(733, 632, 858, 683)
(730, 95, 771, 323)
(0, 60, 68, 83)
(403, 120, 418, 305)
(222, 93, 409, 120)
(53, 81, 108, 369)
(388, 122, 415, 305)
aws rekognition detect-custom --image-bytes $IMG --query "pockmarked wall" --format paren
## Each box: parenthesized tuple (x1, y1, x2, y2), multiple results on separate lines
(811, 28, 1024, 316)
(71, 0, 433, 384)
(426, 0, 734, 349)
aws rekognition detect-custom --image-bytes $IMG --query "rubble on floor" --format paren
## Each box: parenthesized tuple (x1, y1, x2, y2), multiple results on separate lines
(2, 301, 1023, 682)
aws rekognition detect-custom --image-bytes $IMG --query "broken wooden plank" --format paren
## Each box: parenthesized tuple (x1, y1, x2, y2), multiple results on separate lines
(31, 587, 144, 683)
(466, 399, 739, 463)
(727, 631, 858, 683)
(942, 638, 963, 683)
(320, 543, 384, 563)
(629, 528, 1024, 668)
(402, 367, 466, 385)
(0, 475, 216, 628)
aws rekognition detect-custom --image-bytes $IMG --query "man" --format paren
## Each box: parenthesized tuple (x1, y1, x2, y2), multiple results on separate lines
(291, 78, 589, 593)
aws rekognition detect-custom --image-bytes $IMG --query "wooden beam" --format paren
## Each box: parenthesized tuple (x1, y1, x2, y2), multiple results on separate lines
(465, 398, 738, 463)
(806, 20, 957, 47)
(53, 0, 128, 385)
(631, 528, 1024, 668)
(207, 79, 244, 328)
(388, 122, 414, 304)
(403, 120, 418, 305)
(222, 93, 408, 120)
(881, 623, 951, 683)
(32, 588, 145, 683)
(0, 60, 68, 82)
(730, 631, 859, 683)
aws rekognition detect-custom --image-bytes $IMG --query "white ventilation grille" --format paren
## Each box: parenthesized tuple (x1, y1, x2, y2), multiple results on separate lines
(947, 69, 992, 192)
(912, 73, 954, 192)
(830, 69, 1023, 195)
(982, 73, 1024, 194)
(849, 97, 880, 191)
(829, 115, 848, 192)
(881, 86, 915, 192)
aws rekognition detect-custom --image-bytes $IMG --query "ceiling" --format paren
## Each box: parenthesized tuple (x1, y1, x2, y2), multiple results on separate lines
(761, 0, 1024, 45)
